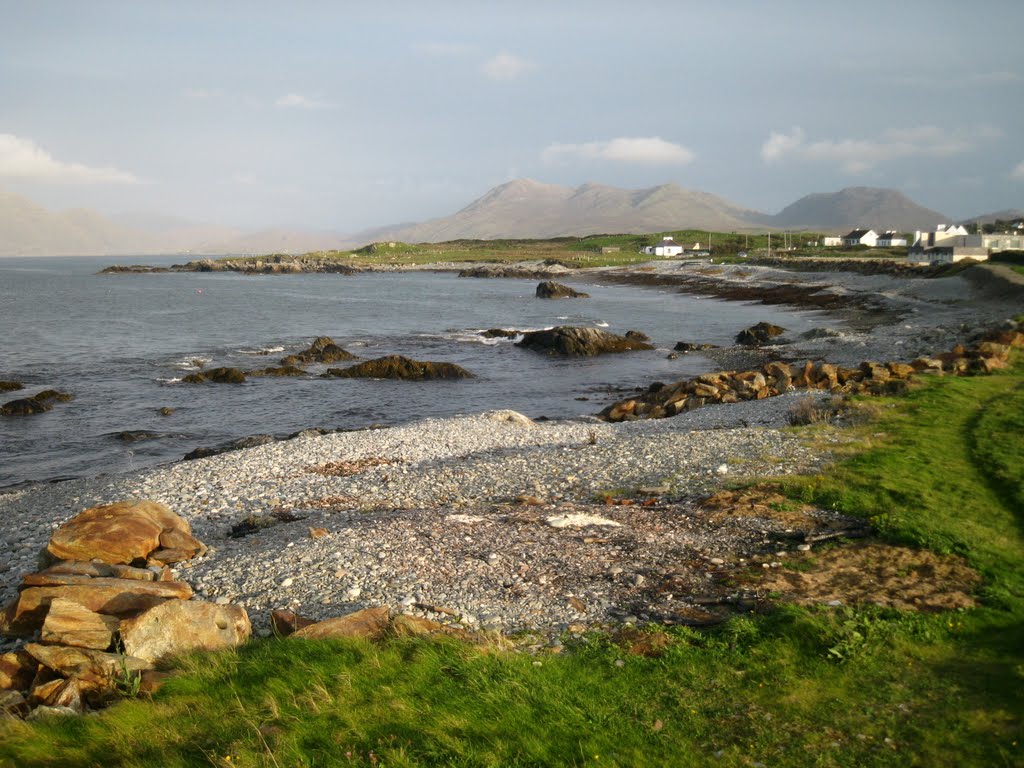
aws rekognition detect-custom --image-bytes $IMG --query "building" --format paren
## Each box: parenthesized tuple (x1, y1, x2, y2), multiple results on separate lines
(908, 225, 988, 264)
(641, 236, 684, 257)
(841, 229, 878, 247)
(981, 233, 1024, 252)
(822, 236, 843, 247)
(875, 231, 908, 247)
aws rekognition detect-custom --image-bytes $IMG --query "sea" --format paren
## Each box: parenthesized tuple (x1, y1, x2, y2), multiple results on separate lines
(0, 256, 836, 488)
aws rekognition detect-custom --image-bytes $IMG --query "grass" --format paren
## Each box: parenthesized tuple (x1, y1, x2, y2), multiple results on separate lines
(2, 364, 1023, 767)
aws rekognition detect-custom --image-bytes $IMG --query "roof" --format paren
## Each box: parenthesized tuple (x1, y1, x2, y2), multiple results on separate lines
(843, 229, 874, 239)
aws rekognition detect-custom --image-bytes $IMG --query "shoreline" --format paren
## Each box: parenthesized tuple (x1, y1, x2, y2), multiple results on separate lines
(3, 259, 1022, 641)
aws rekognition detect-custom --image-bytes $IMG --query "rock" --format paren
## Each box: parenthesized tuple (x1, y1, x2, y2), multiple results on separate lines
(119, 600, 251, 663)
(40, 598, 119, 650)
(270, 609, 316, 637)
(480, 328, 519, 338)
(545, 514, 622, 528)
(2, 579, 193, 637)
(325, 355, 474, 380)
(29, 678, 83, 713)
(391, 614, 472, 641)
(24, 644, 151, 689)
(182, 367, 246, 384)
(248, 365, 307, 377)
(535, 281, 590, 299)
(25, 705, 79, 720)
(0, 649, 36, 691)
(673, 342, 719, 353)
(290, 606, 392, 641)
(483, 410, 534, 427)
(516, 326, 654, 356)
(32, 390, 74, 404)
(0, 381, 23, 393)
(0, 397, 51, 416)
(735, 322, 786, 346)
(138, 669, 174, 696)
(158, 406, 175, 416)
(0, 689, 28, 717)
(47, 500, 201, 565)
(280, 336, 356, 367)
(625, 330, 650, 341)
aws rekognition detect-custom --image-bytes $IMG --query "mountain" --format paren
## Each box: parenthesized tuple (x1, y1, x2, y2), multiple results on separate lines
(355, 179, 765, 243)
(961, 209, 1024, 226)
(770, 187, 949, 232)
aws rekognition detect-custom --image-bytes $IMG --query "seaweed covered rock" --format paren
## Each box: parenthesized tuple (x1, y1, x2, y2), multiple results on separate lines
(248, 365, 307, 377)
(182, 367, 246, 384)
(535, 281, 589, 299)
(1, 389, 74, 416)
(0, 381, 23, 392)
(325, 355, 474, 380)
(280, 336, 356, 367)
(516, 326, 654, 357)
(735, 322, 786, 347)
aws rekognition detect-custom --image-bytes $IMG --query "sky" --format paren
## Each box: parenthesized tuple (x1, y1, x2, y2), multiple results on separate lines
(1, 0, 1022, 232)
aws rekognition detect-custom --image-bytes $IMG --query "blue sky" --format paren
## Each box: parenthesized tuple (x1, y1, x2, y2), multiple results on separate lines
(1, 1, 1021, 231)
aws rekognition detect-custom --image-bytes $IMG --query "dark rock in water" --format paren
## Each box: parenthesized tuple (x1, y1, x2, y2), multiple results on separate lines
(535, 281, 589, 299)
(325, 355, 474, 380)
(99, 264, 171, 274)
(182, 446, 218, 461)
(674, 342, 720, 353)
(280, 336, 356, 367)
(249, 366, 307, 377)
(182, 367, 247, 384)
(1, 397, 51, 416)
(116, 431, 169, 443)
(481, 329, 520, 339)
(233, 435, 276, 450)
(1, 389, 74, 417)
(183, 434, 276, 461)
(516, 326, 654, 357)
(158, 407, 175, 416)
(625, 330, 650, 341)
(0, 381, 23, 393)
(735, 322, 787, 347)
(800, 327, 843, 340)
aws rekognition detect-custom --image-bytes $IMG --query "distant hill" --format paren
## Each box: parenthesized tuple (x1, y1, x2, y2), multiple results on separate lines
(354, 179, 765, 243)
(769, 187, 950, 232)
(961, 209, 1024, 226)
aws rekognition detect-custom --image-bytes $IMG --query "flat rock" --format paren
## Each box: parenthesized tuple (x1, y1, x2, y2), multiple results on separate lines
(516, 326, 654, 356)
(120, 600, 251, 663)
(40, 598, 119, 650)
(48, 500, 199, 565)
(24, 644, 151, 688)
(40, 561, 159, 582)
(290, 606, 392, 641)
(325, 355, 474, 381)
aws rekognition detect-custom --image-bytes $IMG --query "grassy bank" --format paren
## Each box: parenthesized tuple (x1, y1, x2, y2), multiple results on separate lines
(2, 364, 1022, 767)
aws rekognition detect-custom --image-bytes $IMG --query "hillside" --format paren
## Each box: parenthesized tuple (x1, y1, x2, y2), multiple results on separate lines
(770, 186, 950, 232)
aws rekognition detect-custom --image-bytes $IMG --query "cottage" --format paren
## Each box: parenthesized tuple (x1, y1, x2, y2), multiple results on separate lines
(822, 236, 843, 247)
(908, 225, 988, 264)
(875, 231, 908, 247)
(841, 229, 879, 247)
(642, 236, 684, 257)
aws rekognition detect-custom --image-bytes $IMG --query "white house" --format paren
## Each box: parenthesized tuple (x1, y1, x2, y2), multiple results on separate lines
(908, 225, 988, 264)
(876, 231, 908, 247)
(841, 229, 878, 247)
(642, 236, 684, 257)
(822, 236, 843, 247)
(981, 233, 1024, 252)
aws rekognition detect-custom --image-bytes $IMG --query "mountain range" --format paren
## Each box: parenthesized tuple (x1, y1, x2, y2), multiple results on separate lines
(0, 181, 990, 257)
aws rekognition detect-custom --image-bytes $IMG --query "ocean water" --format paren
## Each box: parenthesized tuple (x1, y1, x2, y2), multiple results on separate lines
(0, 256, 835, 487)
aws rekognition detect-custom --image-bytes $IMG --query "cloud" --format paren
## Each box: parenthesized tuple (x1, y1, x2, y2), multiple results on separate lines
(543, 136, 696, 166)
(481, 53, 536, 81)
(0, 134, 139, 184)
(1012, 162, 1024, 180)
(275, 93, 333, 109)
(760, 125, 985, 173)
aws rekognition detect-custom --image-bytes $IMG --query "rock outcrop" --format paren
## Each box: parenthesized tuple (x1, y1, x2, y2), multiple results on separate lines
(280, 336, 356, 367)
(1, 389, 74, 417)
(535, 280, 589, 299)
(735, 322, 786, 346)
(0, 381, 23, 393)
(600, 326, 1024, 422)
(516, 326, 654, 356)
(182, 367, 246, 384)
(324, 355, 474, 380)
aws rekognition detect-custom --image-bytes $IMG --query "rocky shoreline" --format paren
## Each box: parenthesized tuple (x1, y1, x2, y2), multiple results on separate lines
(5, 258, 1023, 652)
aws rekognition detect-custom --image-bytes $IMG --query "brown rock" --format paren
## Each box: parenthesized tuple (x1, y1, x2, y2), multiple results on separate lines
(48, 500, 197, 565)
(40, 598, 119, 650)
(516, 326, 654, 356)
(535, 281, 589, 299)
(886, 362, 916, 379)
(0, 689, 28, 717)
(0, 649, 36, 691)
(24, 644, 151, 689)
(3, 579, 192, 637)
(29, 678, 84, 713)
(40, 561, 157, 581)
(147, 548, 198, 565)
(290, 606, 392, 641)
(270, 609, 316, 637)
(138, 669, 174, 696)
(391, 614, 472, 641)
(157, 529, 207, 558)
(325, 355, 474, 380)
(973, 341, 1012, 360)
(859, 361, 890, 382)
(27, 678, 66, 706)
(182, 366, 246, 384)
(911, 357, 944, 373)
(119, 600, 251, 663)
(735, 322, 786, 346)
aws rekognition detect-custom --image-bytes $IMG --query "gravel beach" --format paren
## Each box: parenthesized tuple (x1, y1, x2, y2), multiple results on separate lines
(3, 260, 1021, 642)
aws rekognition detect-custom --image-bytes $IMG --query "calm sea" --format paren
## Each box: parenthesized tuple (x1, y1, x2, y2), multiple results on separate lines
(0, 256, 834, 487)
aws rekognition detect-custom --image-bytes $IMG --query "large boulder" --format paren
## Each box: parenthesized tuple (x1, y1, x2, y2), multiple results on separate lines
(325, 355, 474, 380)
(281, 336, 356, 367)
(1, 389, 73, 416)
(535, 281, 589, 299)
(119, 600, 250, 663)
(735, 322, 786, 346)
(23, 644, 151, 690)
(47, 500, 204, 566)
(516, 326, 654, 356)
(290, 606, 392, 641)
(40, 599, 120, 650)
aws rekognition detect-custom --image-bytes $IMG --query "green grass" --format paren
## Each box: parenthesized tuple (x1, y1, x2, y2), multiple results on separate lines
(2, 364, 1023, 767)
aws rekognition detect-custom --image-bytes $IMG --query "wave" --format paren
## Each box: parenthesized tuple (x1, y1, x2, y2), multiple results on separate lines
(238, 346, 284, 355)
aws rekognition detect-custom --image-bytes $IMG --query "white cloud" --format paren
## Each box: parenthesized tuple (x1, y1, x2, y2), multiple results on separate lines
(0, 134, 139, 184)
(275, 93, 333, 109)
(543, 136, 696, 166)
(1012, 161, 1024, 180)
(760, 125, 984, 173)
(481, 53, 536, 81)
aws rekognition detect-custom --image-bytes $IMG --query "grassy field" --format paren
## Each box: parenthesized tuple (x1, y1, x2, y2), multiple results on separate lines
(2, 362, 1022, 767)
